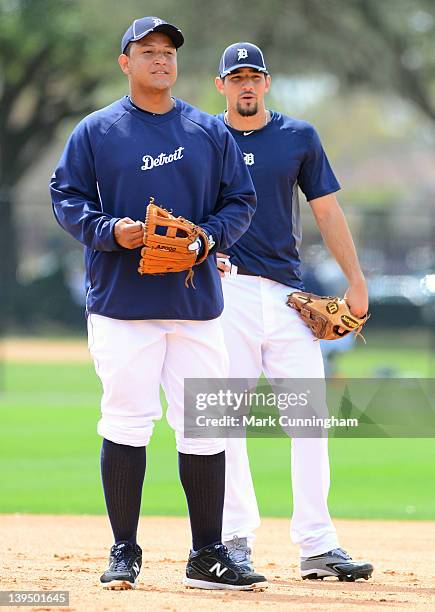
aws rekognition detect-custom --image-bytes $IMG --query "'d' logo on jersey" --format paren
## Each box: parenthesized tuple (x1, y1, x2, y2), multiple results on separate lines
(141, 146, 184, 171)
(326, 301, 339, 315)
(237, 48, 248, 60)
(243, 152, 255, 166)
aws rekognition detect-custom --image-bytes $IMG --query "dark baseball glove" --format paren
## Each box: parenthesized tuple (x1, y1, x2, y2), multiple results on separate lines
(287, 291, 369, 340)
(138, 198, 210, 287)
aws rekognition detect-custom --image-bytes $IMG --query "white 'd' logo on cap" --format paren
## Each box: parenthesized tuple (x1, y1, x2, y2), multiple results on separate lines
(153, 18, 164, 26)
(237, 48, 248, 60)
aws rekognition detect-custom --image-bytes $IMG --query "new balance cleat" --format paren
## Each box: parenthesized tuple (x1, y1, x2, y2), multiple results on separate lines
(224, 535, 254, 571)
(184, 542, 268, 590)
(100, 541, 142, 590)
(301, 547, 373, 582)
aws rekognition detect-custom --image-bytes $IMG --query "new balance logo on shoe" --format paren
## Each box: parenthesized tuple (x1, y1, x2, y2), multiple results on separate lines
(209, 562, 228, 577)
(132, 562, 140, 575)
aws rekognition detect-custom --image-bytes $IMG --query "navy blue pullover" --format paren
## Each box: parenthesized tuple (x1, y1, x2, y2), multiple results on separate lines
(50, 97, 256, 320)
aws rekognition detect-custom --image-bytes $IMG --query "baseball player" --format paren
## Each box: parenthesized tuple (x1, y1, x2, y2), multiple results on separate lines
(214, 42, 374, 581)
(50, 20, 268, 591)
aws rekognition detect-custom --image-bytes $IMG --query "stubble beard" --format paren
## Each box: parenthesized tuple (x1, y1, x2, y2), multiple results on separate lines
(236, 100, 258, 116)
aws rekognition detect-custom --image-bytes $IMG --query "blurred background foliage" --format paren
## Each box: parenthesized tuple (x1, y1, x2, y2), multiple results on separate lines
(1, 0, 435, 332)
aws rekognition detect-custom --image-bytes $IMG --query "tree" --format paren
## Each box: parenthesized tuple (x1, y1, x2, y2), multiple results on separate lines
(0, 0, 115, 324)
(294, 0, 435, 122)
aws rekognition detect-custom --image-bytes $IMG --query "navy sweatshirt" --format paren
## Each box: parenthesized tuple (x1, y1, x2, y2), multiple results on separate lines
(50, 96, 256, 320)
(218, 111, 340, 288)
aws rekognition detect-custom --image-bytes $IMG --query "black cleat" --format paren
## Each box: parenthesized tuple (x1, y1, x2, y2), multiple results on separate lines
(100, 540, 142, 590)
(301, 547, 373, 581)
(184, 542, 268, 591)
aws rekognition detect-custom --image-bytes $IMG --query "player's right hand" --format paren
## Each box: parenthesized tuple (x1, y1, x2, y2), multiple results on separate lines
(114, 217, 144, 249)
(216, 252, 230, 277)
(344, 279, 369, 319)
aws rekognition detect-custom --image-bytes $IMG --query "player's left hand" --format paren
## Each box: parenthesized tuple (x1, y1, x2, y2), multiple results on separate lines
(188, 237, 202, 253)
(188, 233, 215, 260)
(344, 279, 369, 318)
(216, 252, 230, 277)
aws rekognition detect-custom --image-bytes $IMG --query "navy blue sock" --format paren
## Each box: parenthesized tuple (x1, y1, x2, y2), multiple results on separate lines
(178, 451, 225, 551)
(100, 439, 146, 545)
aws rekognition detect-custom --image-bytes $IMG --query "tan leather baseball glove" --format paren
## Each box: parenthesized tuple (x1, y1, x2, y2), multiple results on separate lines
(287, 291, 369, 340)
(138, 198, 210, 287)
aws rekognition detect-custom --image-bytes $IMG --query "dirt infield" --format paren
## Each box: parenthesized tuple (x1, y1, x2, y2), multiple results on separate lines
(2, 515, 434, 611)
(1, 338, 90, 363)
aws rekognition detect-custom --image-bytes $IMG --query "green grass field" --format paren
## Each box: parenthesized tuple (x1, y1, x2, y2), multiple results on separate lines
(1, 333, 435, 520)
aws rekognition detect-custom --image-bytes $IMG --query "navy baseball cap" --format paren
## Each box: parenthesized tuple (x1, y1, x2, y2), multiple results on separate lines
(218, 42, 268, 78)
(121, 17, 184, 54)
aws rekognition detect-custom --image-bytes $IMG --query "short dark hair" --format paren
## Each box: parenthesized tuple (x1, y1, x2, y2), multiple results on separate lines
(123, 42, 132, 56)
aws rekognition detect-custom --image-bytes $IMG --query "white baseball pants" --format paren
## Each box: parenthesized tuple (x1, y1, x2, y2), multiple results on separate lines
(221, 274, 339, 557)
(87, 314, 228, 455)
